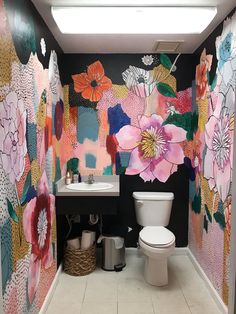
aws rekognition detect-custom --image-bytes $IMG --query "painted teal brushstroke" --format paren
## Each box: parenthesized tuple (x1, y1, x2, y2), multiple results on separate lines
(52, 101, 56, 135)
(119, 152, 130, 168)
(103, 165, 113, 175)
(86, 153, 96, 168)
(1, 219, 13, 294)
(77, 107, 99, 143)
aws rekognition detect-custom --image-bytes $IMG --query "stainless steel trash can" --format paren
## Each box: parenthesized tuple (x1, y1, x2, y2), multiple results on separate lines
(101, 236, 126, 271)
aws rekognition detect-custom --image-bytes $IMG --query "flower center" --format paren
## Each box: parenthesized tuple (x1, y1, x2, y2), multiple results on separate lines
(212, 119, 231, 170)
(37, 208, 48, 249)
(90, 80, 98, 87)
(139, 126, 167, 159)
(138, 76, 145, 84)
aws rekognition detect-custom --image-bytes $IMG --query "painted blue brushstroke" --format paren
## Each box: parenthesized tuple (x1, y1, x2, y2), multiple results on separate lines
(191, 81, 197, 113)
(77, 107, 99, 144)
(115, 152, 121, 175)
(86, 154, 96, 169)
(108, 104, 130, 135)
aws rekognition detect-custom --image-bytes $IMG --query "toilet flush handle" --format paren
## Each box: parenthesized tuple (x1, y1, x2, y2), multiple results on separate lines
(136, 200, 143, 207)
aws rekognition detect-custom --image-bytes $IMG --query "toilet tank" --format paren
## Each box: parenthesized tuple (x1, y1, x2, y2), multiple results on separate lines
(133, 192, 174, 227)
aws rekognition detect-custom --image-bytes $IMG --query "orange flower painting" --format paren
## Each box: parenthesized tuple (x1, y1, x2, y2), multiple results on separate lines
(72, 61, 112, 102)
(196, 49, 213, 100)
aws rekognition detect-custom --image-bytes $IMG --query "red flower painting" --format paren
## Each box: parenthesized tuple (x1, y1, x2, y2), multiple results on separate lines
(72, 61, 112, 102)
(23, 171, 55, 304)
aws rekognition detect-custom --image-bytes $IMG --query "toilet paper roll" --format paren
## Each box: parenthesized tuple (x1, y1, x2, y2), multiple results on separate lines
(67, 237, 80, 250)
(81, 230, 96, 249)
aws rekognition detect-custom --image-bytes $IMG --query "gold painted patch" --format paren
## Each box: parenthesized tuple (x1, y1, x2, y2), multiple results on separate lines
(152, 64, 176, 92)
(201, 176, 219, 215)
(31, 159, 42, 187)
(11, 204, 30, 271)
(222, 231, 229, 305)
(197, 98, 208, 132)
(112, 84, 129, 99)
(37, 98, 46, 129)
(0, 34, 18, 89)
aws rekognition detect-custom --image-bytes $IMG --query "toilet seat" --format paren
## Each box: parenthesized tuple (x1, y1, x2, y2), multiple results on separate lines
(140, 226, 175, 248)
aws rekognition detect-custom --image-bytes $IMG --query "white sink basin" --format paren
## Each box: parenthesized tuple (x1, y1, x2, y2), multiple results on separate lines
(66, 182, 114, 191)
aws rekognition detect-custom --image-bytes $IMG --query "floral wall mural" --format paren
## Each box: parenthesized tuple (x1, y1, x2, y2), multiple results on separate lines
(189, 12, 236, 305)
(0, 0, 63, 312)
(62, 56, 194, 181)
(0, 0, 234, 312)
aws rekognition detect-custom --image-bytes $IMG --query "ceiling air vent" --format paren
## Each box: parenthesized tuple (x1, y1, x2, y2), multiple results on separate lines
(154, 40, 184, 53)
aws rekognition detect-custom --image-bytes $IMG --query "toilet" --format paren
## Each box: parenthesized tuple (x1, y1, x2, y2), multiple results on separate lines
(133, 192, 175, 286)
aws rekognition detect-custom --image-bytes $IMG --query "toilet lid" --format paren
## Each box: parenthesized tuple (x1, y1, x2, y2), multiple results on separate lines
(140, 226, 175, 247)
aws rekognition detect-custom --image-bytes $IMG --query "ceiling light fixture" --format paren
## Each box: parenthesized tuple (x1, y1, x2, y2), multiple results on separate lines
(51, 6, 217, 34)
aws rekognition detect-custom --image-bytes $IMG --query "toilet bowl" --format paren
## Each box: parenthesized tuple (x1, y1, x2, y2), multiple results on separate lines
(133, 192, 175, 286)
(139, 226, 175, 286)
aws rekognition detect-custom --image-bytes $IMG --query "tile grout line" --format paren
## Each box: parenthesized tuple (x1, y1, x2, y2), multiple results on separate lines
(176, 277, 194, 313)
(82, 275, 88, 305)
(170, 259, 194, 314)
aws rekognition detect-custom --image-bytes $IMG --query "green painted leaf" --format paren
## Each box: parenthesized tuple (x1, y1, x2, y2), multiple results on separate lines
(160, 53, 172, 70)
(211, 74, 217, 91)
(21, 171, 31, 204)
(213, 212, 226, 230)
(156, 82, 176, 98)
(203, 215, 208, 233)
(192, 192, 201, 214)
(6, 198, 19, 223)
(67, 158, 79, 173)
(55, 157, 62, 182)
(163, 112, 198, 141)
(204, 204, 212, 223)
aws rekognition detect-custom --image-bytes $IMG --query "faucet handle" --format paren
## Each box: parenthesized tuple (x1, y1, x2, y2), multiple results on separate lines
(87, 173, 95, 184)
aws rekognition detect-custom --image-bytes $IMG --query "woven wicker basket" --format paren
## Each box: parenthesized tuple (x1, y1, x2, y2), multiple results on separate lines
(64, 243, 96, 276)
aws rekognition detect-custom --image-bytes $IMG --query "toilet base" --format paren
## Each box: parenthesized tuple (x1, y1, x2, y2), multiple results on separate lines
(144, 256, 168, 286)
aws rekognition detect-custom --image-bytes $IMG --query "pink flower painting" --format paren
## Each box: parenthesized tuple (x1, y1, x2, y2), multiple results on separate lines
(204, 110, 233, 202)
(116, 114, 186, 182)
(0, 91, 27, 184)
(23, 171, 55, 304)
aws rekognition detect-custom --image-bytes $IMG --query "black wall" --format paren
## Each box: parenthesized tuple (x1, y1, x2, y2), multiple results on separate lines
(5, 0, 63, 68)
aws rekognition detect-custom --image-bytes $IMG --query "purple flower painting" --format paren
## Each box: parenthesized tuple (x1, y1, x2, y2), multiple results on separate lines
(204, 109, 233, 202)
(0, 91, 27, 184)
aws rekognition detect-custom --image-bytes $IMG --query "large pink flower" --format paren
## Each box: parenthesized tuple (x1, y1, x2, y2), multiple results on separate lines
(204, 110, 233, 202)
(116, 114, 186, 182)
(0, 91, 27, 184)
(23, 172, 55, 304)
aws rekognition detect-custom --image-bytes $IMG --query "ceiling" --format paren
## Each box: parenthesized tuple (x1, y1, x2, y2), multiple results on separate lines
(31, 0, 236, 53)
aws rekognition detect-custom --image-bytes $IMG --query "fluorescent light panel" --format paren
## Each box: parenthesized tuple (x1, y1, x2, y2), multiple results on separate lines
(51, 6, 217, 34)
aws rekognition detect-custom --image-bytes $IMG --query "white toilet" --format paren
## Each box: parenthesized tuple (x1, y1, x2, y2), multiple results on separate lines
(133, 192, 175, 286)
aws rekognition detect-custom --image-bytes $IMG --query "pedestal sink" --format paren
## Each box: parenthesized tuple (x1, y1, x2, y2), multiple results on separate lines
(66, 182, 114, 191)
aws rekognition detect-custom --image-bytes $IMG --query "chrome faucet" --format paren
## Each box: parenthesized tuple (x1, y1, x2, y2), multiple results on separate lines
(87, 174, 95, 184)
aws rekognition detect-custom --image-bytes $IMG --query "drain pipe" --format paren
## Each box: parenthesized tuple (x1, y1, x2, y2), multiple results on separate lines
(89, 214, 99, 225)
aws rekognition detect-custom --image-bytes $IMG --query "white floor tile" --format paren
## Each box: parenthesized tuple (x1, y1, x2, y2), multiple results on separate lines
(118, 302, 154, 314)
(118, 277, 154, 302)
(84, 278, 117, 302)
(46, 297, 82, 314)
(46, 251, 222, 314)
(81, 302, 117, 314)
